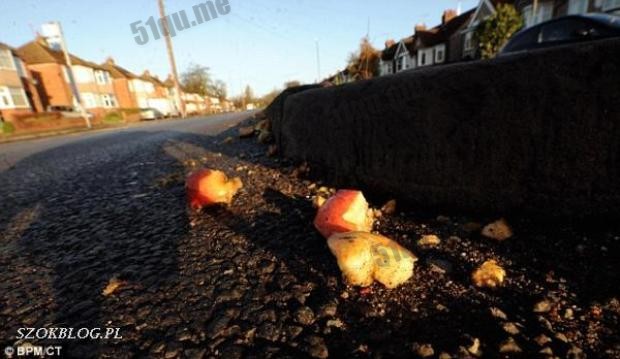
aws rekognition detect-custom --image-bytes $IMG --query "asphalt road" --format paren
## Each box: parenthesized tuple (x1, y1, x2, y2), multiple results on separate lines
(0, 113, 249, 172)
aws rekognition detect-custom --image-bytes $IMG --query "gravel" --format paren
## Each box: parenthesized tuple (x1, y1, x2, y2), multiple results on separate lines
(0, 114, 619, 358)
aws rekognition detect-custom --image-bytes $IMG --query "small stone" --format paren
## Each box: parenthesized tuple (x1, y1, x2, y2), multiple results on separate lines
(318, 303, 338, 318)
(312, 195, 326, 209)
(502, 322, 520, 335)
(539, 347, 553, 355)
(534, 334, 552, 346)
(534, 300, 552, 313)
(381, 199, 397, 215)
(472, 260, 506, 288)
(256, 322, 279, 342)
(499, 337, 522, 353)
(326, 319, 344, 328)
(184, 348, 206, 359)
(222, 136, 234, 144)
(427, 258, 453, 274)
(555, 332, 569, 343)
(439, 353, 452, 359)
(303, 336, 328, 359)
(418, 235, 441, 247)
(481, 218, 513, 241)
(238, 126, 255, 138)
(564, 308, 574, 320)
(295, 306, 315, 325)
(415, 343, 434, 357)
(468, 338, 482, 356)
(286, 325, 303, 339)
(490, 307, 508, 320)
(567, 345, 585, 359)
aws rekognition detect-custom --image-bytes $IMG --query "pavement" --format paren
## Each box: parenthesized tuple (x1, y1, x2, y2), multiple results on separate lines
(0, 112, 619, 358)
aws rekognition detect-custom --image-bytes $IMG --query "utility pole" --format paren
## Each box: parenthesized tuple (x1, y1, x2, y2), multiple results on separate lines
(532, 0, 539, 25)
(315, 39, 321, 82)
(158, 0, 186, 118)
(41, 21, 91, 128)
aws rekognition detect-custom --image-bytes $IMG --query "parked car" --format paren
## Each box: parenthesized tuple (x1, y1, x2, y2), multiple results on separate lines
(47, 105, 94, 119)
(139, 108, 164, 121)
(500, 13, 620, 55)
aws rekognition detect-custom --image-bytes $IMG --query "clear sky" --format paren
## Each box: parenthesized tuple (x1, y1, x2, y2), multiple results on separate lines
(1, 0, 478, 97)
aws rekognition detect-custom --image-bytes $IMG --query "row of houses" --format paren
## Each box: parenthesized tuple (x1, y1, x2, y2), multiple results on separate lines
(0, 37, 230, 123)
(326, 0, 619, 82)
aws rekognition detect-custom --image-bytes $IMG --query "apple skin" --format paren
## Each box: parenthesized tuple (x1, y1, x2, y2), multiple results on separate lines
(186, 169, 243, 209)
(313, 190, 373, 239)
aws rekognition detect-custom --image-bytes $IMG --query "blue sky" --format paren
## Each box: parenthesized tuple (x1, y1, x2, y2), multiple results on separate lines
(1, 0, 478, 97)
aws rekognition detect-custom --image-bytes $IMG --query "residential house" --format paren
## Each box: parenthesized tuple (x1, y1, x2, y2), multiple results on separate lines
(461, 0, 616, 60)
(379, 36, 417, 76)
(100, 57, 139, 109)
(182, 92, 207, 115)
(0, 42, 42, 121)
(515, 0, 619, 27)
(17, 38, 118, 117)
(138, 71, 178, 117)
(415, 9, 475, 67)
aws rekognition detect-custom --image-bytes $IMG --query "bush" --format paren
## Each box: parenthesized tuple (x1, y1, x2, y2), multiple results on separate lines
(475, 4, 524, 59)
(0, 121, 15, 134)
(103, 112, 123, 124)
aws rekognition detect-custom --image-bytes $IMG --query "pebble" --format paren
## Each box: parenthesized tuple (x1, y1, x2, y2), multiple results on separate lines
(499, 337, 522, 353)
(418, 234, 441, 246)
(303, 336, 329, 359)
(414, 343, 435, 357)
(490, 307, 508, 320)
(534, 334, 552, 346)
(295, 306, 315, 325)
(502, 322, 520, 335)
(534, 300, 552, 313)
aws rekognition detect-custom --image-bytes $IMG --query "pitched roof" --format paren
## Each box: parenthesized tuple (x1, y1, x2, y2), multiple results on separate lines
(17, 39, 105, 70)
(417, 9, 475, 47)
(100, 59, 139, 79)
(381, 41, 399, 61)
(140, 71, 165, 86)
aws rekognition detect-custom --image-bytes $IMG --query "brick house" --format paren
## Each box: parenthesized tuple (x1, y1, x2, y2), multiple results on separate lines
(17, 38, 118, 117)
(100, 57, 139, 109)
(0, 42, 43, 122)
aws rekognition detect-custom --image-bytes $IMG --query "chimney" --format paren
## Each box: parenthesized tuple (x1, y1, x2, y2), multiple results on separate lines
(442, 9, 457, 24)
(143, 70, 150, 77)
(384, 39, 396, 48)
(414, 23, 427, 34)
(105, 57, 115, 65)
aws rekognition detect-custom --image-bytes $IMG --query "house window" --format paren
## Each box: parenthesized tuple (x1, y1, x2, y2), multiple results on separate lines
(95, 71, 110, 85)
(603, 0, 620, 11)
(568, 0, 589, 14)
(435, 47, 445, 63)
(13, 57, 27, 77)
(101, 94, 117, 108)
(81, 93, 98, 108)
(464, 32, 474, 51)
(0, 87, 12, 108)
(0, 87, 29, 109)
(523, 3, 553, 27)
(0, 49, 15, 70)
(9, 87, 28, 107)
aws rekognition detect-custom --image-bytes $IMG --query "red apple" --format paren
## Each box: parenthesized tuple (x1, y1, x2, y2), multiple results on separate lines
(313, 190, 373, 238)
(186, 169, 243, 209)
